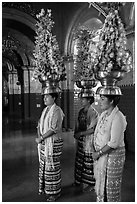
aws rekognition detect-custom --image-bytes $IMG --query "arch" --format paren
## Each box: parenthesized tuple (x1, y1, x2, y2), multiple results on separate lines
(64, 3, 106, 55)
(2, 7, 36, 31)
(64, 2, 135, 56)
(3, 28, 35, 66)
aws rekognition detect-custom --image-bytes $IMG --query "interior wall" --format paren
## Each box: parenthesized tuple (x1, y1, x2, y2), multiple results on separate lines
(119, 85, 135, 153)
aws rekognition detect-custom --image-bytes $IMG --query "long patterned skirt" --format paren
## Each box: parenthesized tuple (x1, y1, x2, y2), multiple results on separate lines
(74, 136, 95, 186)
(96, 146, 125, 202)
(105, 146, 125, 202)
(38, 139, 63, 196)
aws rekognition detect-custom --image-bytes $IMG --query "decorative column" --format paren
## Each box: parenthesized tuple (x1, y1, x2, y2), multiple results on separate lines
(22, 66, 30, 120)
(8, 71, 14, 114)
(24, 65, 42, 121)
(8, 68, 22, 117)
(63, 55, 74, 130)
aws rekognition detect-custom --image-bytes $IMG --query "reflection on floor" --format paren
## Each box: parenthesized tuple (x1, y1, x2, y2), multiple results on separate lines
(2, 116, 135, 202)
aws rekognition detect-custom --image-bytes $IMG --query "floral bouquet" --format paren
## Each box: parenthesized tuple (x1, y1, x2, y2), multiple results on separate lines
(73, 26, 98, 82)
(94, 5, 133, 74)
(32, 9, 66, 83)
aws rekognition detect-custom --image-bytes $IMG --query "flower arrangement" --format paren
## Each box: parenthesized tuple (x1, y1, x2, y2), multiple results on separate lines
(96, 2, 125, 12)
(73, 26, 98, 82)
(94, 5, 133, 74)
(32, 9, 66, 83)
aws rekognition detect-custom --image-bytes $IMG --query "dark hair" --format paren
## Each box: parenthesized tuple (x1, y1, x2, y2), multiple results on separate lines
(86, 96, 94, 105)
(103, 95, 121, 107)
(49, 93, 58, 101)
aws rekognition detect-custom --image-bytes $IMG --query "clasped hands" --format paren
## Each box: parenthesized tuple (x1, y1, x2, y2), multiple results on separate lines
(35, 136, 43, 144)
(92, 151, 100, 161)
(74, 131, 84, 139)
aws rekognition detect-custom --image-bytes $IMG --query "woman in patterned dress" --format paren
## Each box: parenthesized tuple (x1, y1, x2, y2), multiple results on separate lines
(92, 94, 127, 202)
(35, 91, 64, 202)
(73, 96, 98, 192)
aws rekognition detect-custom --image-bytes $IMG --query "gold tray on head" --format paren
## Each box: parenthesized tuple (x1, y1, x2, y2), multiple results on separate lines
(76, 79, 97, 88)
(78, 88, 94, 98)
(96, 85, 122, 95)
(41, 80, 61, 95)
(95, 70, 126, 86)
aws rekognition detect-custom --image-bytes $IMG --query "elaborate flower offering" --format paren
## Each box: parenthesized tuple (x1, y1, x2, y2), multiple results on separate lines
(73, 26, 98, 97)
(94, 4, 133, 74)
(73, 26, 97, 82)
(91, 2, 134, 95)
(32, 9, 66, 83)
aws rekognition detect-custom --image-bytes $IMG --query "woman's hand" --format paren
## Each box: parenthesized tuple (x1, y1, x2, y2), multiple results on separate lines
(92, 151, 100, 161)
(74, 132, 83, 139)
(35, 137, 42, 144)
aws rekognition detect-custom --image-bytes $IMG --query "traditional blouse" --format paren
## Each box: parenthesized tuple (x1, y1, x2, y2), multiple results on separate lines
(76, 105, 98, 132)
(94, 106, 127, 149)
(76, 105, 98, 153)
(39, 103, 64, 139)
(46, 107, 64, 134)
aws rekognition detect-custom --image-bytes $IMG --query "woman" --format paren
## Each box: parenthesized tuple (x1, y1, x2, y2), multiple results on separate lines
(35, 91, 64, 202)
(73, 96, 98, 192)
(92, 94, 127, 202)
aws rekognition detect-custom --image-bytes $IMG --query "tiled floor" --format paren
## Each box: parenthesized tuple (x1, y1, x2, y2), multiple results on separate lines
(2, 116, 135, 202)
